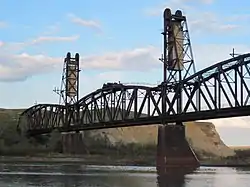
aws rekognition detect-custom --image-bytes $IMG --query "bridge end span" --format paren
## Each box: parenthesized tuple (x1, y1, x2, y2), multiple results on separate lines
(157, 123, 200, 170)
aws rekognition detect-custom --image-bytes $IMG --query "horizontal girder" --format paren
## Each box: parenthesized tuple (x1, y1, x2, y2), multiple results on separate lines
(18, 53, 250, 135)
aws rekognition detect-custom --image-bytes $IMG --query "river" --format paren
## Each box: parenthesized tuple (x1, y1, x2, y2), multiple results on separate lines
(0, 163, 249, 186)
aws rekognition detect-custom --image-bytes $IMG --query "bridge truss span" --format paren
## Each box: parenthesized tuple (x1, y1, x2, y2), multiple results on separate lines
(17, 104, 67, 133)
(69, 85, 164, 128)
(18, 53, 250, 135)
(16, 7, 250, 137)
(18, 85, 167, 135)
(179, 53, 250, 119)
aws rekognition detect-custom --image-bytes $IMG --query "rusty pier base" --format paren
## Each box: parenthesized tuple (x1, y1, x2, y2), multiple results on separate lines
(156, 123, 200, 171)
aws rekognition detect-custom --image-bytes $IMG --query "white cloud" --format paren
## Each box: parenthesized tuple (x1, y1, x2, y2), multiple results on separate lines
(0, 42, 249, 82)
(0, 46, 158, 82)
(80, 46, 159, 71)
(0, 42, 27, 53)
(188, 12, 239, 34)
(31, 35, 79, 44)
(0, 34, 79, 53)
(68, 14, 101, 32)
(144, 1, 241, 34)
(0, 53, 62, 81)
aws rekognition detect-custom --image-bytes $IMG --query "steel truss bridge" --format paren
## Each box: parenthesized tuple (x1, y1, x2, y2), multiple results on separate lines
(18, 53, 250, 135)
(17, 9, 250, 136)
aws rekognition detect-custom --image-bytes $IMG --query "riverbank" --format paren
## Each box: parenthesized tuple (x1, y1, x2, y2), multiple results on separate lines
(0, 154, 250, 167)
(0, 154, 155, 166)
(200, 158, 250, 167)
(0, 155, 155, 166)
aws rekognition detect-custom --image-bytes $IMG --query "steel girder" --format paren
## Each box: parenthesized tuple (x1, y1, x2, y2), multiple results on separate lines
(18, 53, 250, 135)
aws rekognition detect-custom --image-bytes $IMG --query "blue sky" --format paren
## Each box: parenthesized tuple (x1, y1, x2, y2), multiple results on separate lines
(1, 0, 250, 145)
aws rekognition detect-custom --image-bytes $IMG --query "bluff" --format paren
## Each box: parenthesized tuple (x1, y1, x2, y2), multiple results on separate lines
(84, 121, 236, 159)
(0, 109, 236, 160)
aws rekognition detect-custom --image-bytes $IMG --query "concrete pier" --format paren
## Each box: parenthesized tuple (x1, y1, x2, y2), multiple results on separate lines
(156, 124, 200, 170)
(62, 132, 86, 154)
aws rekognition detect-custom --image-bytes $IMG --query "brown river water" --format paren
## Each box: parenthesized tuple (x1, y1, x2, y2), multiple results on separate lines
(0, 163, 249, 186)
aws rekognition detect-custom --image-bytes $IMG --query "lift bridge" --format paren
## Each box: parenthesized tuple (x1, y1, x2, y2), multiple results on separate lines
(17, 8, 250, 137)
(18, 9, 250, 135)
(16, 8, 250, 169)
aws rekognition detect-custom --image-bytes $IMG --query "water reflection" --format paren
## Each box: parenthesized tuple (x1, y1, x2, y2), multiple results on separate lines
(157, 167, 197, 187)
(0, 164, 157, 187)
(0, 163, 249, 186)
(235, 167, 250, 173)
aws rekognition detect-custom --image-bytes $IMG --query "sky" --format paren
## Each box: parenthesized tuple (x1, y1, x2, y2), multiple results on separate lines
(1, 0, 250, 146)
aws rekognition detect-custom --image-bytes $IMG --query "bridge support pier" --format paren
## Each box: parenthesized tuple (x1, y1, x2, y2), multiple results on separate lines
(62, 132, 86, 154)
(156, 123, 200, 170)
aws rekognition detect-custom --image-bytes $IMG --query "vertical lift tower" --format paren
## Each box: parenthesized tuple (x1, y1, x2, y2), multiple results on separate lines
(54, 52, 80, 125)
(54, 52, 84, 154)
(157, 8, 199, 170)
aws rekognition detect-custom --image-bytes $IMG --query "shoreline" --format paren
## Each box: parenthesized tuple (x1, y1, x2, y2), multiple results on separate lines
(0, 155, 249, 167)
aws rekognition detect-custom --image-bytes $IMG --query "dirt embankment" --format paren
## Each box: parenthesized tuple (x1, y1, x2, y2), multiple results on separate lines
(85, 121, 236, 159)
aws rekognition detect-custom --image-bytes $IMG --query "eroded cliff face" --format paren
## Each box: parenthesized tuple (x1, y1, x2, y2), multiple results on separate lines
(85, 121, 235, 158)
(185, 122, 235, 158)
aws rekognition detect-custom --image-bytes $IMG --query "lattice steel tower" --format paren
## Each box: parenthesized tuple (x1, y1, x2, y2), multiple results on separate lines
(160, 8, 196, 116)
(54, 52, 80, 106)
(160, 8, 195, 84)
